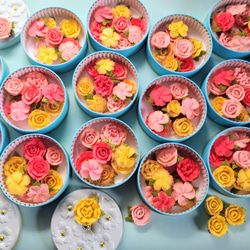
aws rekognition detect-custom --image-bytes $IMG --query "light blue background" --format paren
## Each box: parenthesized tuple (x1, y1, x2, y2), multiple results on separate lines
(1, 0, 250, 249)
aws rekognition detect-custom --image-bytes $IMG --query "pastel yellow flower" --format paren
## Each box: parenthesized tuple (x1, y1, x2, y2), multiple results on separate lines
(248, 20, 250, 30)
(236, 168, 250, 191)
(60, 19, 81, 39)
(162, 56, 178, 71)
(43, 101, 64, 116)
(124, 79, 136, 94)
(96, 58, 115, 75)
(37, 46, 58, 65)
(168, 20, 188, 38)
(151, 168, 173, 192)
(6, 171, 30, 195)
(41, 170, 63, 194)
(173, 118, 194, 137)
(205, 195, 223, 216)
(237, 106, 249, 122)
(225, 204, 245, 226)
(211, 96, 227, 116)
(28, 109, 51, 129)
(86, 94, 107, 113)
(74, 198, 101, 226)
(4, 156, 26, 177)
(111, 144, 137, 174)
(153, 48, 167, 62)
(76, 77, 94, 96)
(141, 160, 162, 180)
(166, 100, 181, 117)
(41, 17, 56, 28)
(208, 215, 228, 237)
(213, 165, 236, 188)
(166, 42, 174, 57)
(113, 5, 132, 18)
(190, 38, 203, 58)
(100, 27, 121, 48)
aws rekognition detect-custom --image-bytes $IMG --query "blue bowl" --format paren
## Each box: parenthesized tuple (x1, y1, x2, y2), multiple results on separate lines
(138, 75, 207, 142)
(0, 56, 9, 85)
(205, 0, 250, 59)
(203, 126, 250, 197)
(0, 120, 9, 155)
(86, 0, 150, 57)
(70, 117, 140, 189)
(0, 65, 69, 134)
(146, 14, 212, 77)
(21, 7, 87, 73)
(0, 133, 70, 207)
(137, 142, 209, 216)
(73, 51, 139, 118)
(201, 59, 250, 127)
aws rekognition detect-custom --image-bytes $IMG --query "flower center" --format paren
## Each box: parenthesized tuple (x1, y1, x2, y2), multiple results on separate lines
(78, 248, 82, 250)
(68, 206, 72, 211)
(61, 231, 66, 237)
(0, 236, 4, 241)
(106, 216, 111, 220)
(14, 7, 17, 10)
(1, 210, 5, 215)
(100, 242, 105, 247)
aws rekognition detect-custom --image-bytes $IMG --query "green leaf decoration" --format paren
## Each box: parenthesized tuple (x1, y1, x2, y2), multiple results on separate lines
(10, 29, 15, 36)
(161, 106, 168, 112)
(125, 97, 131, 102)
(163, 123, 169, 130)
(212, 25, 222, 32)
(125, 216, 134, 222)
(147, 96, 154, 104)
(23, 164, 28, 172)
(102, 19, 111, 26)
(112, 79, 120, 84)
(247, 16, 250, 21)
(208, 92, 217, 100)
(231, 79, 238, 85)
(229, 134, 234, 141)
(103, 108, 109, 113)
(110, 26, 115, 32)
(100, 210, 105, 217)
(218, 84, 227, 91)
(34, 36, 42, 42)
(7, 114, 11, 118)
(83, 93, 94, 100)
(220, 159, 230, 167)
(94, 65, 100, 70)
(52, 100, 60, 107)
(103, 138, 116, 151)
(166, 23, 170, 29)
(41, 96, 49, 103)
(234, 171, 238, 178)
(127, 206, 132, 216)
(131, 153, 138, 159)
(8, 93, 13, 100)
(48, 186, 55, 193)
(165, 189, 172, 196)
(236, 31, 248, 37)
(234, 145, 241, 151)
(130, 42, 135, 46)
(149, 179, 156, 187)
(232, 161, 239, 170)
(113, 94, 120, 101)
(20, 169, 25, 175)
(189, 197, 196, 203)
(177, 154, 184, 162)
(176, 59, 182, 72)
(87, 175, 94, 184)
(152, 191, 158, 197)
(91, 193, 99, 203)
(124, 30, 129, 37)
(101, 26, 106, 32)
(32, 180, 41, 187)
(138, 16, 143, 20)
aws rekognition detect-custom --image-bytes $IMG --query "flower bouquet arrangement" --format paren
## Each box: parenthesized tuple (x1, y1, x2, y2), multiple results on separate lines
(210, 3, 250, 52)
(76, 57, 136, 114)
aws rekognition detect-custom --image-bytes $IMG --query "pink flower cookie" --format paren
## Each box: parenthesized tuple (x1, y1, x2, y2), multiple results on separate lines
(151, 31, 170, 49)
(10, 101, 30, 121)
(21, 85, 43, 105)
(128, 25, 142, 44)
(181, 98, 201, 120)
(107, 94, 127, 113)
(80, 127, 100, 149)
(23, 72, 49, 89)
(230, 36, 250, 51)
(93, 142, 112, 164)
(169, 82, 189, 100)
(222, 99, 242, 119)
(28, 20, 48, 37)
(152, 191, 175, 213)
(58, 38, 81, 61)
(232, 132, 250, 148)
(4, 78, 23, 96)
(79, 159, 103, 181)
(94, 75, 114, 97)
(113, 63, 128, 81)
(42, 83, 64, 103)
(234, 67, 250, 89)
(0, 17, 12, 39)
(156, 147, 178, 168)
(45, 28, 63, 47)
(226, 4, 246, 16)
(233, 150, 250, 168)
(26, 184, 50, 203)
(113, 16, 130, 33)
(113, 82, 132, 100)
(130, 204, 150, 226)
(173, 38, 193, 59)
(226, 84, 245, 101)
(213, 69, 235, 87)
(45, 146, 64, 166)
(27, 156, 50, 181)
(146, 111, 170, 134)
(149, 85, 172, 106)
(216, 12, 235, 32)
(23, 138, 46, 160)
(94, 6, 113, 23)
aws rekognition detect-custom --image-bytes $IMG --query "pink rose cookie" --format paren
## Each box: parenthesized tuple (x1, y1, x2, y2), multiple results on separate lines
(113, 16, 130, 33)
(128, 25, 142, 44)
(45, 28, 63, 47)
(10, 101, 30, 121)
(4, 78, 23, 96)
(80, 127, 100, 149)
(27, 156, 50, 181)
(156, 147, 178, 168)
(151, 31, 170, 49)
(45, 146, 64, 166)
(21, 85, 43, 105)
(93, 6, 113, 23)
(23, 72, 49, 89)
(113, 63, 128, 81)
(93, 142, 112, 164)
(130, 204, 150, 226)
(233, 150, 250, 168)
(0, 17, 12, 39)
(222, 99, 242, 119)
(173, 38, 193, 59)
(226, 84, 245, 101)
(23, 138, 46, 160)
(170, 82, 189, 100)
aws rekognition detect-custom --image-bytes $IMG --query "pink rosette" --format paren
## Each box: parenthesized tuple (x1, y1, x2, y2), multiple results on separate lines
(230, 36, 250, 52)
(100, 123, 127, 146)
(233, 150, 250, 168)
(181, 97, 201, 120)
(113, 63, 128, 81)
(232, 132, 250, 148)
(0, 17, 12, 39)
(21, 85, 43, 105)
(87, 59, 99, 79)
(79, 159, 102, 181)
(130, 204, 150, 226)
(173, 38, 193, 59)
(58, 40, 81, 61)
(94, 6, 113, 23)
(131, 18, 146, 32)
(10, 100, 30, 121)
(234, 67, 250, 89)
(213, 69, 235, 87)
(23, 138, 46, 161)
(80, 127, 100, 149)
(156, 147, 178, 168)
(207, 80, 226, 95)
(128, 25, 142, 44)
(4, 78, 23, 96)
(219, 33, 232, 48)
(113, 16, 130, 33)
(27, 156, 50, 181)
(28, 20, 48, 37)
(113, 82, 132, 100)
(222, 99, 242, 119)
(23, 72, 49, 89)
(93, 141, 112, 164)
(178, 57, 195, 72)
(169, 82, 188, 100)
(94, 75, 114, 97)
(151, 31, 170, 49)
(26, 184, 50, 203)
(107, 94, 127, 113)
(116, 34, 131, 49)
(90, 20, 102, 40)
(45, 28, 63, 47)
(149, 85, 172, 106)
(243, 88, 250, 106)
(216, 12, 235, 32)
(45, 146, 64, 166)
(226, 4, 246, 16)
(226, 84, 245, 101)
(42, 84, 64, 103)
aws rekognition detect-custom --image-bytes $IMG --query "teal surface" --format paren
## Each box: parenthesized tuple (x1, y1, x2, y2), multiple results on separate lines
(1, 0, 250, 249)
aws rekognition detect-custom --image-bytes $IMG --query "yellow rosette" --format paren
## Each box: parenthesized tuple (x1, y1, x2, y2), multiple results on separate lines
(153, 48, 167, 62)
(86, 94, 107, 113)
(4, 156, 26, 176)
(41, 170, 63, 194)
(28, 109, 51, 129)
(43, 101, 64, 116)
(140, 160, 162, 180)
(211, 96, 226, 116)
(123, 79, 136, 94)
(6, 172, 30, 195)
(162, 56, 178, 71)
(41, 17, 56, 28)
(60, 19, 81, 39)
(96, 59, 115, 75)
(77, 77, 94, 97)
(166, 100, 181, 117)
(208, 215, 228, 237)
(100, 28, 121, 48)
(213, 165, 236, 188)
(238, 106, 249, 122)
(151, 168, 173, 192)
(74, 198, 101, 226)
(236, 168, 250, 191)
(100, 164, 115, 184)
(111, 144, 136, 174)
(225, 204, 245, 226)
(190, 38, 203, 58)
(168, 20, 188, 38)
(173, 118, 194, 137)
(113, 5, 132, 18)
(37, 46, 58, 65)
(205, 195, 223, 216)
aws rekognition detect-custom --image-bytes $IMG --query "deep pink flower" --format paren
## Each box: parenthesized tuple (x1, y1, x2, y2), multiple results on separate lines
(42, 84, 64, 103)
(93, 142, 112, 164)
(152, 191, 175, 213)
(28, 20, 48, 37)
(213, 69, 235, 86)
(149, 85, 172, 106)
(94, 75, 114, 97)
(216, 12, 235, 32)
(177, 157, 200, 182)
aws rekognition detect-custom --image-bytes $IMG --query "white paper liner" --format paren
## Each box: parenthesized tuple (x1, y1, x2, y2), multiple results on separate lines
(209, 127, 250, 196)
(139, 144, 209, 215)
(51, 189, 123, 250)
(140, 75, 206, 140)
(73, 52, 138, 114)
(0, 59, 2, 82)
(0, 191, 22, 249)
(87, 0, 150, 48)
(206, 60, 250, 123)
(149, 14, 212, 71)
(70, 118, 139, 187)
(21, 7, 85, 65)
(0, 134, 69, 206)
(0, 66, 67, 131)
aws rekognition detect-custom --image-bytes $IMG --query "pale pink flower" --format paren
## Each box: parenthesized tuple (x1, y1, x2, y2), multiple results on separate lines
(230, 36, 250, 51)
(94, 6, 113, 23)
(146, 110, 169, 133)
(222, 99, 242, 118)
(232, 132, 250, 148)
(112, 82, 132, 100)
(26, 184, 50, 203)
(234, 67, 250, 89)
(151, 31, 170, 49)
(170, 82, 188, 100)
(173, 38, 193, 59)
(219, 32, 232, 48)
(10, 100, 30, 121)
(23, 72, 48, 89)
(181, 98, 201, 120)
(226, 4, 246, 15)
(130, 204, 150, 226)
(107, 94, 127, 113)
(233, 150, 250, 168)
(58, 41, 80, 61)
(80, 159, 103, 181)
(207, 80, 227, 96)
(128, 25, 142, 44)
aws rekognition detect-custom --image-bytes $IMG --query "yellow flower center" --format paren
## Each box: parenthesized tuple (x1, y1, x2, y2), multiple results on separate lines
(78, 248, 82, 250)
(61, 231, 66, 237)
(68, 206, 72, 211)
(14, 7, 17, 10)
(0, 236, 4, 241)
(100, 242, 105, 247)
(106, 216, 111, 220)
(1, 210, 5, 215)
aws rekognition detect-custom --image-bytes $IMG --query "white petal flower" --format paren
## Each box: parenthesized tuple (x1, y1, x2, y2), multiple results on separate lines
(7, 0, 25, 16)
(0, 202, 14, 224)
(69, 240, 91, 250)
(59, 197, 78, 219)
(52, 221, 72, 245)
(99, 208, 119, 230)
(0, 227, 12, 250)
(92, 233, 115, 250)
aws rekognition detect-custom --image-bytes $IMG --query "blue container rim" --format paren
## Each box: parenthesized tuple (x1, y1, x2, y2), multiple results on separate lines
(0, 120, 9, 152)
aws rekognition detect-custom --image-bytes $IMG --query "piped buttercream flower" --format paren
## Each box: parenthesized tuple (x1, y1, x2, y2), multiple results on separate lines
(149, 85, 172, 106)
(10, 100, 30, 121)
(4, 78, 23, 96)
(146, 111, 170, 134)
(94, 6, 113, 23)
(232, 132, 250, 148)
(208, 215, 228, 237)
(112, 82, 133, 100)
(213, 165, 236, 188)
(45, 146, 64, 166)
(172, 117, 194, 137)
(190, 38, 203, 58)
(23, 138, 46, 160)
(4, 156, 26, 176)
(152, 191, 175, 213)
(156, 147, 178, 168)
(100, 164, 115, 184)
(233, 150, 250, 168)
(100, 28, 120, 48)
(151, 168, 173, 192)
(130, 204, 150, 226)
(42, 83, 64, 103)
(213, 69, 235, 87)
(216, 12, 235, 32)
(28, 109, 51, 129)
(95, 59, 115, 75)
(169, 82, 188, 100)
(226, 84, 245, 101)
(77, 77, 94, 97)
(80, 127, 100, 149)
(236, 168, 250, 191)
(41, 169, 63, 194)
(151, 31, 170, 49)
(43, 101, 64, 116)
(37, 46, 58, 65)
(28, 20, 48, 37)
(205, 195, 223, 216)
(113, 5, 131, 18)
(128, 25, 142, 44)
(162, 56, 178, 71)
(225, 204, 245, 226)
(80, 159, 103, 181)
(140, 160, 162, 180)
(211, 96, 227, 116)
(23, 72, 48, 89)
(222, 99, 242, 119)
(58, 40, 81, 61)
(181, 97, 201, 120)
(60, 19, 81, 39)
(168, 20, 188, 38)
(86, 94, 107, 113)
(26, 184, 50, 203)
(173, 38, 193, 59)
